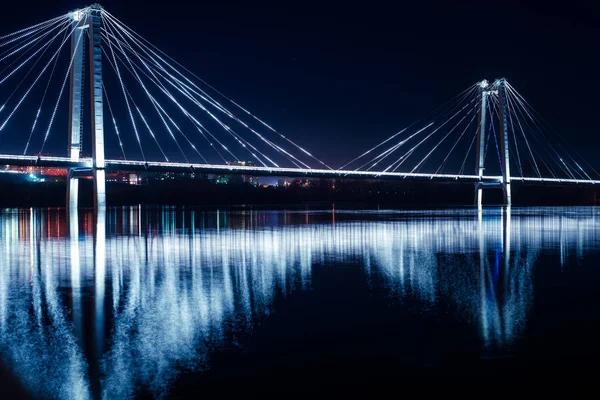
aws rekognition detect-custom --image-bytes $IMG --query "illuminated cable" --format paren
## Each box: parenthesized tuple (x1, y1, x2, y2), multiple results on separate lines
(105, 24, 218, 162)
(102, 12, 324, 169)
(340, 85, 478, 170)
(0, 13, 70, 42)
(102, 83, 127, 160)
(0, 22, 69, 132)
(356, 122, 434, 171)
(0, 17, 66, 64)
(102, 24, 310, 168)
(103, 22, 146, 161)
(102, 27, 282, 167)
(24, 27, 69, 155)
(386, 97, 478, 173)
(101, 26, 233, 164)
(102, 44, 176, 162)
(412, 105, 478, 173)
(505, 92, 524, 177)
(506, 90, 569, 178)
(506, 82, 597, 178)
(435, 112, 477, 174)
(360, 86, 478, 172)
(459, 128, 478, 176)
(0, 19, 71, 86)
(507, 86, 583, 180)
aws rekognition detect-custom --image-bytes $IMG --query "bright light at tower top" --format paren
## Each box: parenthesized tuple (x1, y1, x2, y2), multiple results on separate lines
(479, 80, 489, 89)
(71, 9, 85, 21)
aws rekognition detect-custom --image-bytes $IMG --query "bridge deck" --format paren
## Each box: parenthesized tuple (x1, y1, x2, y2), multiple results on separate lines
(1, 155, 599, 186)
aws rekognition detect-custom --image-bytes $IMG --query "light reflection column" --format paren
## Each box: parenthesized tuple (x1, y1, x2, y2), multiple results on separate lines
(69, 207, 83, 342)
(95, 208, 106, 357)
(478, 209, 488, 343)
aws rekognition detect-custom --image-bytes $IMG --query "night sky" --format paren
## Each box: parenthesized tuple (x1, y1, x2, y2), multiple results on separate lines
(0, 0, 598, 168)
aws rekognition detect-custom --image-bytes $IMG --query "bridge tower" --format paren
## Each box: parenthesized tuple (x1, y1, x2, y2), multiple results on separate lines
(497, 78, 511, 205)
(67, 4, 106, 211)
(475, 78, 511, 207)
(474, 80, 489, 207)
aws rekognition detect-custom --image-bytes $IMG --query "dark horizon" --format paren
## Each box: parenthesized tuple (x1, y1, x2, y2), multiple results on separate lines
(0, 0, 598, 169)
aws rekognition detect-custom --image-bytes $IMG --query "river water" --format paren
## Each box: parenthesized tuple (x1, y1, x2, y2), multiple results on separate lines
(0, 206, 599, 398)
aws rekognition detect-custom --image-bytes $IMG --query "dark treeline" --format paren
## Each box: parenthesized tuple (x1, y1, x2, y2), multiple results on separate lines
(0, 175, 597, 208)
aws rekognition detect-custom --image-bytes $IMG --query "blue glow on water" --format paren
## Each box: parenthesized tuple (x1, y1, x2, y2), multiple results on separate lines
(0, 206, 599, 397)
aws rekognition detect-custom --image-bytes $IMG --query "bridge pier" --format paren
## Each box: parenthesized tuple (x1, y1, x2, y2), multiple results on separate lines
(66, 167, 106, 210)
(94, 169, 106, 210)
(498, 78, 511, 206)
(475, 181, 506, 207)
(67, 176, 79, 212)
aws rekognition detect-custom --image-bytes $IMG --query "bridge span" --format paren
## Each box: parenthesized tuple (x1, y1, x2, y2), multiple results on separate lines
(2, 154, 600, 187)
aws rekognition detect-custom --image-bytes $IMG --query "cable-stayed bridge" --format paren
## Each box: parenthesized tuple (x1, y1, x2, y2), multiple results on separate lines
(0, 4, 598, 209)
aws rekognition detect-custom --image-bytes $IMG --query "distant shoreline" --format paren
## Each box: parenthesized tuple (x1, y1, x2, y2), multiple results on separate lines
(0, 176, 597, 208)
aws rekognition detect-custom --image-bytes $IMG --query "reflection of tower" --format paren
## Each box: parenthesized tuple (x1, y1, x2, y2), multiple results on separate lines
(478, 206, 530, 351)
(94, 208, 106, 358)
(69, 207, 83, 343)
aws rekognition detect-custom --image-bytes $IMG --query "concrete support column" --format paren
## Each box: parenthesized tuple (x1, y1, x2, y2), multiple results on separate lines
(93, 206, 106, 358)
(475, 80, 489, 208)
(94, 169, 106, 210)
(68, 15, 86, 161)
(88, 6, 105, 171)
(497, 78, 511, 206)
(89, 6, 106, 211)
(67, 173, 79, 212)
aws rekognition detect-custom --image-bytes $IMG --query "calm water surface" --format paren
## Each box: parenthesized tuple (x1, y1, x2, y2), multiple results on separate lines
(1, 206, 599, 398)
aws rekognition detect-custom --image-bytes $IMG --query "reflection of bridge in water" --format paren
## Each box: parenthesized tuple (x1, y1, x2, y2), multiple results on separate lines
(0, 207, 598, 397)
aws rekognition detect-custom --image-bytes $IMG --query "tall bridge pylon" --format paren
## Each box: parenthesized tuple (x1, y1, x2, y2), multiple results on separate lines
(67, 4, 105, 211)
(475, 78, 511, 207)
